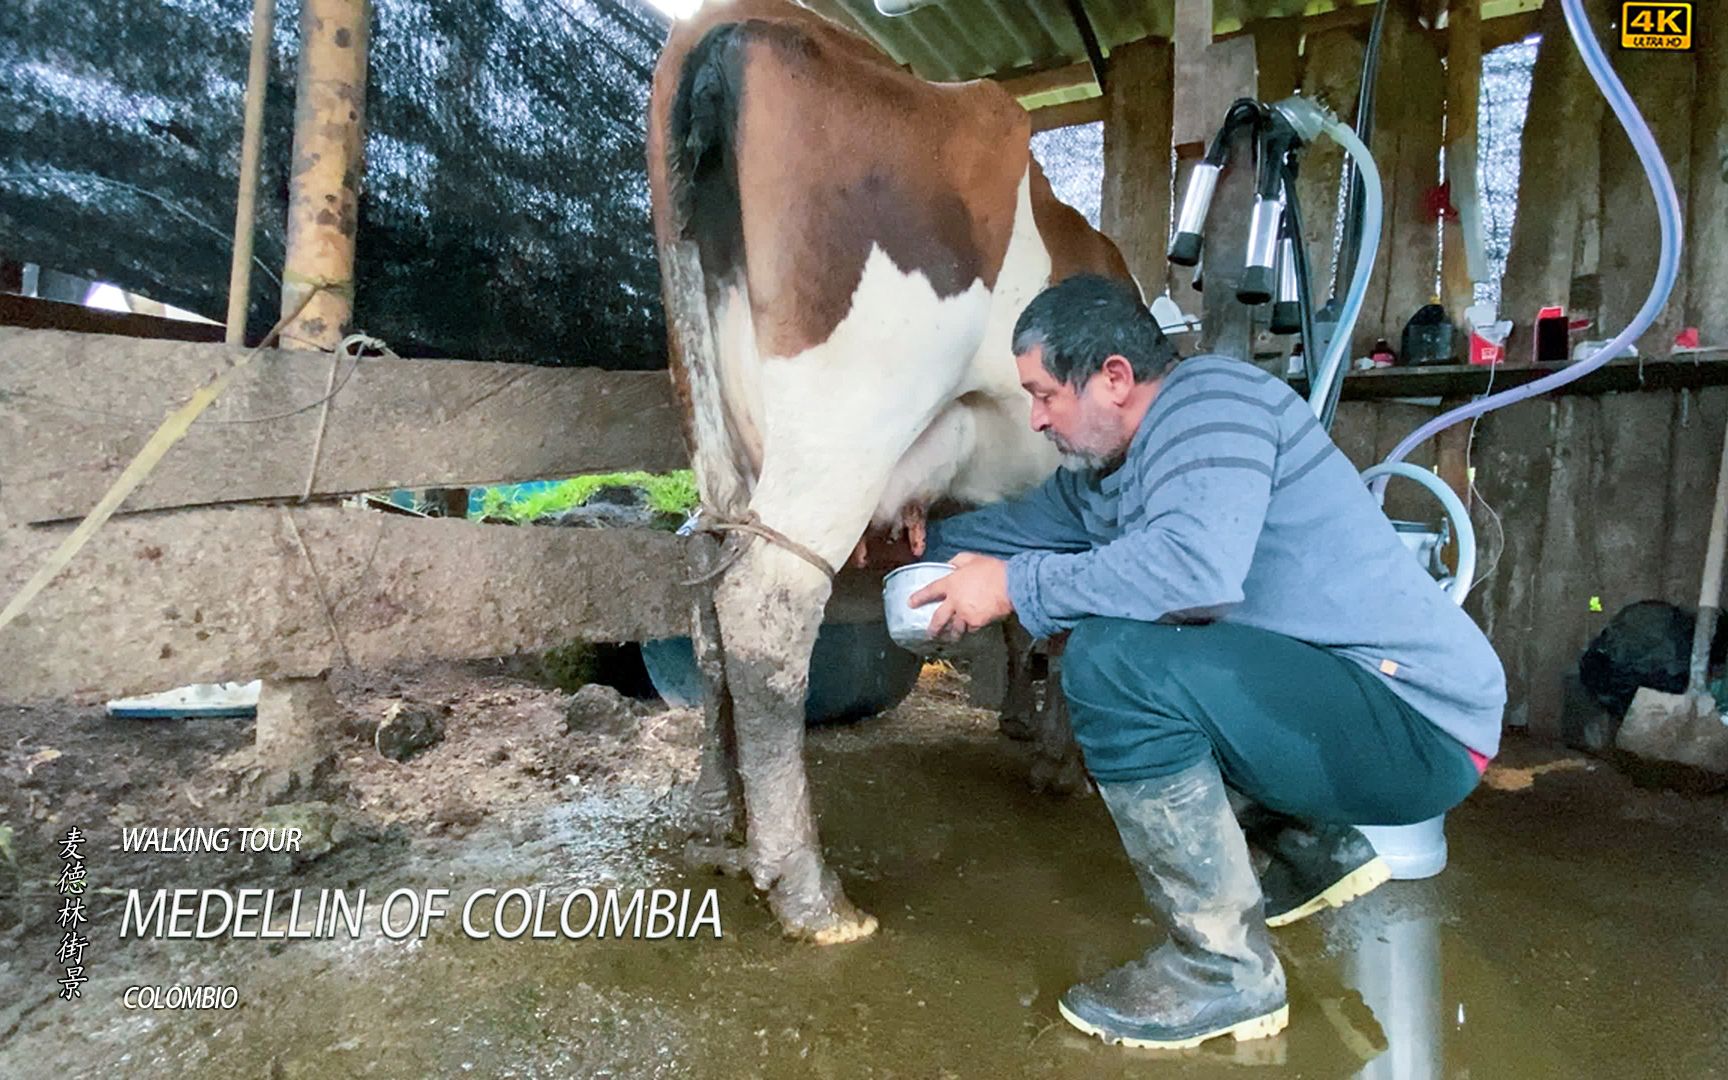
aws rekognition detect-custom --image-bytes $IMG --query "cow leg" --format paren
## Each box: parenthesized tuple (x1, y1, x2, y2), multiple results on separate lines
(711, 537, 878, 943)
(685, 545, 748, 876)
(1028, 638, 1091, 796)
(999, 619, 1038, 741)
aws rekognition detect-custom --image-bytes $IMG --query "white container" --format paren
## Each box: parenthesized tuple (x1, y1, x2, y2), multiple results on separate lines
(881, 561, 955, 650)
(106, 680, 263, 719)
(1355, 815, 1448, 880)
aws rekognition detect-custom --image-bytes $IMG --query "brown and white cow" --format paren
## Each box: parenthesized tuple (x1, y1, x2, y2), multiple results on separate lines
(647, 0, 1135, 942)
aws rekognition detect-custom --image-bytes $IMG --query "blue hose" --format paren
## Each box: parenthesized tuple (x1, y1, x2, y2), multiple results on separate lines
(1378, 0, 1684, 473)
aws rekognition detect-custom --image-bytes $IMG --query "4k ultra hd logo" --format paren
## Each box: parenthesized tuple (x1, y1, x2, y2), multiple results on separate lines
(1621, 1, 1692, 49)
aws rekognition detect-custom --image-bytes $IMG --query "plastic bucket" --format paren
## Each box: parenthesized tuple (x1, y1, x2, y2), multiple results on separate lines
(1354, 814, 1448, 880)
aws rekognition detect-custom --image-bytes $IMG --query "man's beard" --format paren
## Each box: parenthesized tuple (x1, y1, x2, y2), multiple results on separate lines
(1046, 400, 1127, 473)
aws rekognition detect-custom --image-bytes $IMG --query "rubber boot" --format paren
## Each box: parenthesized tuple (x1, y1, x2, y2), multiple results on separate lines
(1059, 758, 1289, 1050)
(1226, 794, 1391, 928)
(1256, 818, 1391, 928)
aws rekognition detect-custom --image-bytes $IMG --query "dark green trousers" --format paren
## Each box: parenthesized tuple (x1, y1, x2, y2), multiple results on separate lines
(1060, 618, 1481, 826)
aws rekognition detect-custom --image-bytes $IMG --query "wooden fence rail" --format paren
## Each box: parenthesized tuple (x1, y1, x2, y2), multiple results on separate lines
(0, 327, 897, 704)
(0, 329, 687, 525)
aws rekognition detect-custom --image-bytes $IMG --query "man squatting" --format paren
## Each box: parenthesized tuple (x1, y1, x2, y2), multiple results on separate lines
(909, 274, 1505, 1050)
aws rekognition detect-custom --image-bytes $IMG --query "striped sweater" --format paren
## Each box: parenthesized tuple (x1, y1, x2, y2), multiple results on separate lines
(925, 353, 1506, 758)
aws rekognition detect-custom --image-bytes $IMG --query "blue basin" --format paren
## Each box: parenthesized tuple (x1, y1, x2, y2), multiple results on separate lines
(640, 622, 921, 725)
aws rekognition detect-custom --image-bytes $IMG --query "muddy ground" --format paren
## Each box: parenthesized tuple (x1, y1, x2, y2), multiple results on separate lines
(2, 661, 1726, 1078)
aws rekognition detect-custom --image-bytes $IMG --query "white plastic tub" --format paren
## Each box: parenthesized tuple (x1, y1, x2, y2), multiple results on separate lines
(1355, 815, 1448, 880)
(881, 561, 955, 650)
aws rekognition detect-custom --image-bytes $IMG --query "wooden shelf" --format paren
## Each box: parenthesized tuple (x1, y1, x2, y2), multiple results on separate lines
(1289, 350, 1728, 401)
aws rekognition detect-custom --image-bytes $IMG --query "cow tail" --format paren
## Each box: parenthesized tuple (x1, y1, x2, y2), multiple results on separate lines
(662, 22, 753, 516)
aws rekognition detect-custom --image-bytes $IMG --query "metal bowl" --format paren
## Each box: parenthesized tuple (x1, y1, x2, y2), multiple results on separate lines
(881, 561, 955, 651)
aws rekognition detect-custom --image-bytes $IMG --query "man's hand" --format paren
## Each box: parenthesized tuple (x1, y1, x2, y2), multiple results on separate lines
(907, 552, 1013, 641)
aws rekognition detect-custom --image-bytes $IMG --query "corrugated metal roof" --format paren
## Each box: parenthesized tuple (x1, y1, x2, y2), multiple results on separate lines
(797, 0, 1369, 83)
(796, 0, 1545, 90)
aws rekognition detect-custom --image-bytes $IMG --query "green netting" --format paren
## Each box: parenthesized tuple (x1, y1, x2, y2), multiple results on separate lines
(0, 0, 669, 369)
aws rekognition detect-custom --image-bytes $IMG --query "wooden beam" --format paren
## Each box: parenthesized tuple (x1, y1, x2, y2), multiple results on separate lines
(1214, 3, 1380, 44)
(1101, 38, 1174, 298)
(995, 60, 1096, 100)
(1479, 8, 1540, 49)
(1216, 3, 1535, 51)
(282, 0, 370, 350)
(1288, 350, 1728, 399)
(0, 294, 224, 343)
(931, 3, 1533, 91)
(1029, 96, 1106, 132)
(0, 329, 688, 524)
(1525, 395, 1597, 737)
(1441, 0, 1482, 327)
(0, 509, 695, 704)
(1661, 388, 1728, 601)
(1463, 393, 1554, 730)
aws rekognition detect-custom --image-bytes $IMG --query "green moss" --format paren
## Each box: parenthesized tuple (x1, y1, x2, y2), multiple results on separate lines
(478, 470, 698, 523)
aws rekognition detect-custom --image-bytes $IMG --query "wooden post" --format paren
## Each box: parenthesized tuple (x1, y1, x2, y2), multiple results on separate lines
(1357, 0, 1446, 357)
(1198, 123, 1261, 366)
(1440, 0, 1482, 330)
(1170, 0, 1257, 349)
(281, 0, 370, 351)
(252, 672, 341, 801)
(1172, 0, 1257, 153)
(1687, 3, 1728, 346)
(1296, 29, 1367, 306)
(1249, 17, 1303, 102)
(1497, 0, 1610, 365)
(1597, 38, 1695, 357)
(225, 0, 277, 347)
(1100, 38, 1174, 299)
(1436, 394, 1472, 572)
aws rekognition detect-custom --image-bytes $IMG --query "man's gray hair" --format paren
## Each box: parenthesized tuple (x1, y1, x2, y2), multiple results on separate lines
(1011, 274, 1179, 388)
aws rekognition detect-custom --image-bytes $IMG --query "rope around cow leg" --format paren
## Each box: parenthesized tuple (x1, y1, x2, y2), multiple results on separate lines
(679, 508, 837, 587)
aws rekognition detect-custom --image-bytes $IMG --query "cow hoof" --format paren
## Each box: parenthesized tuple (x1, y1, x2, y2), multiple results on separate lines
(1030, 753, 1093, 797)
(809, 909, 879, 945)
(998, 711, 1036, 742)
(778, 896, 879, 945)
(767, 862, 880, 944)
(685, 840, 750, 877)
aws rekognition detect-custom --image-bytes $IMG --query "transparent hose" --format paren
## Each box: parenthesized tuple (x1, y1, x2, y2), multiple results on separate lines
(1361, 463, 1478, 604)
(1378, 0, 1684, 473)
(1307, 117, 1382, 419)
